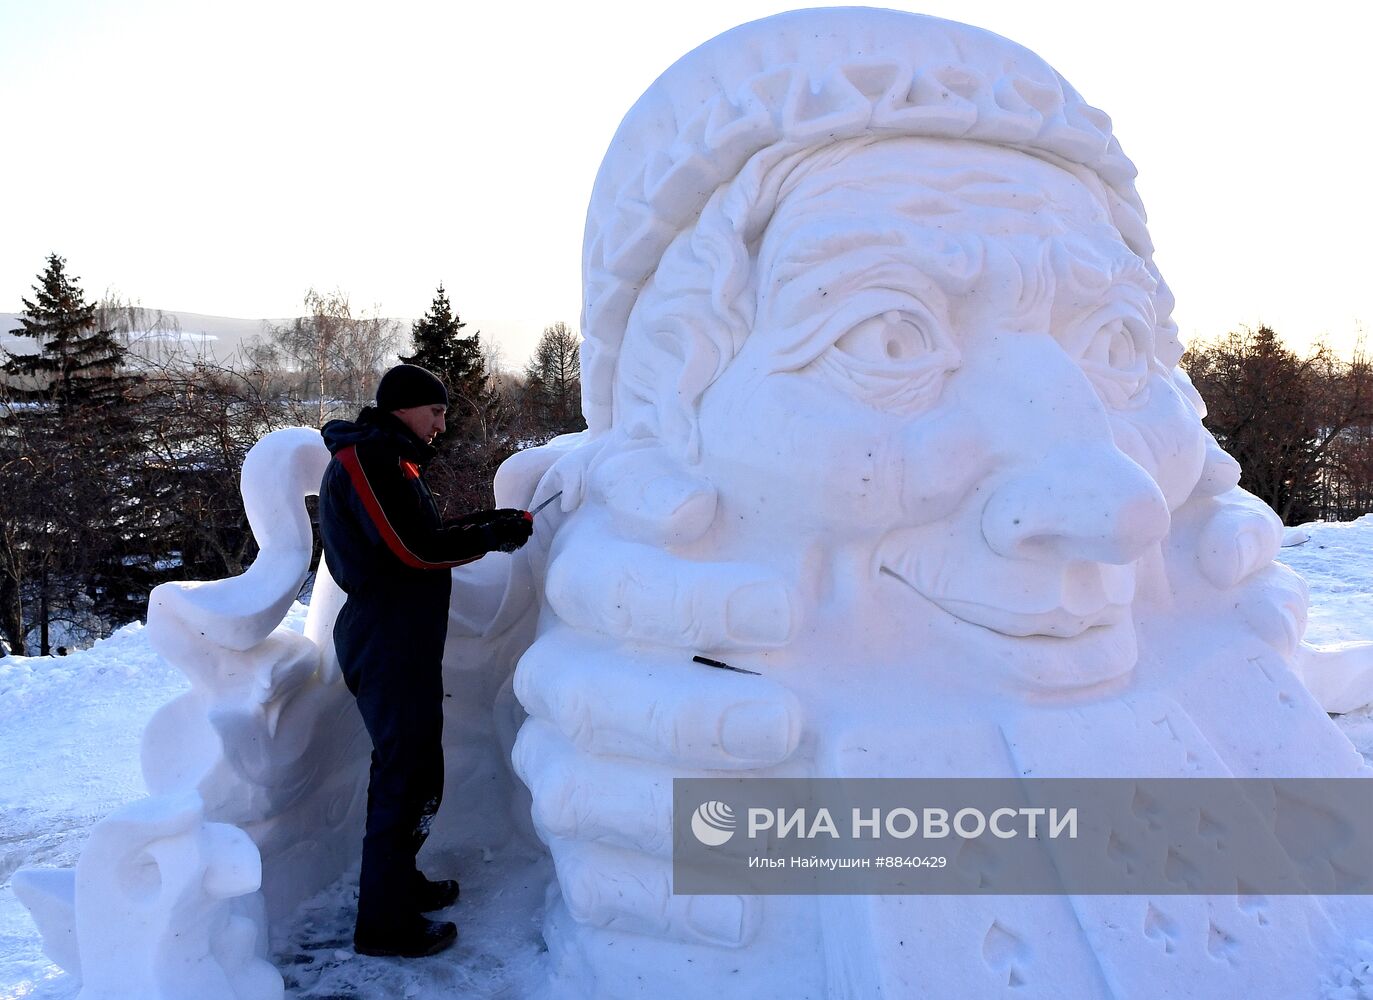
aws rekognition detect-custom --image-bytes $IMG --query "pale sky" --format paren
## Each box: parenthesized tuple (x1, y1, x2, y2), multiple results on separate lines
(2, 1, 1370, 366)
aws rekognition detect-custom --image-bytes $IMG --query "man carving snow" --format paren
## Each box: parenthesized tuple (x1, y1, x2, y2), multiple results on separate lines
(318, 362, 532, 957)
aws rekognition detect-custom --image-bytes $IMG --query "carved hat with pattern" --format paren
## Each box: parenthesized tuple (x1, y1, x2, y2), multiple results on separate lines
(580, 7, 1175, 435)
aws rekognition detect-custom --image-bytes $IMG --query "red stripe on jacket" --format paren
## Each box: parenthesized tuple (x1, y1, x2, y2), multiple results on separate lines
(337, 444, 478, 570)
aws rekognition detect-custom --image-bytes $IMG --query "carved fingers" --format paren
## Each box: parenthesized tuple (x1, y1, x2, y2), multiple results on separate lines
(512, 626, 801, 947)
(544, 518, 795, 652)
(551, 841, 759, 947)
(1167, 487, 1307, 659)
(513, 737, 764, 947)
(514, 629, 801, 769)
(1236, 562, 1309, 659)
(1195, 487, 1283, 590)
(514, 718, 674, 856)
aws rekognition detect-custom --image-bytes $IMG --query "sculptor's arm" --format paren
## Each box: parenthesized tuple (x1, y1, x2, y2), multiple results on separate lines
(330, 441, 529, 567)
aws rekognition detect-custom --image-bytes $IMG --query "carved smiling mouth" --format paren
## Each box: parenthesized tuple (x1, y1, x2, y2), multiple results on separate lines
(879, 557, 1136, 639)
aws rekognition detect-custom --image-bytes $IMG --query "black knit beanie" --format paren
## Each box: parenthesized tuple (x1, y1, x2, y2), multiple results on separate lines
(375, 364, 449, 412)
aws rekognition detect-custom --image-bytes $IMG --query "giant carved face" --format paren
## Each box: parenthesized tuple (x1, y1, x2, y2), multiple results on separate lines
(616, 137, 1209, 691)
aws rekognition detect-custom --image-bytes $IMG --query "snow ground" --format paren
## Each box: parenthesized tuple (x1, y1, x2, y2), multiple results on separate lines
(5, 522, 1373, 999)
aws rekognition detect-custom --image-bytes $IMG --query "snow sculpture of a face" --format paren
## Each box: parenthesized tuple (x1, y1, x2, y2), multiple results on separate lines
(509, 9, 1366, 1000)
(544, 23, 1216, 695)
(675, 136, 1200, 690)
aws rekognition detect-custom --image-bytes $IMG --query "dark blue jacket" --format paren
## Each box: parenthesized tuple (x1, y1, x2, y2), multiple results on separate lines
(319, 408, 498, 596)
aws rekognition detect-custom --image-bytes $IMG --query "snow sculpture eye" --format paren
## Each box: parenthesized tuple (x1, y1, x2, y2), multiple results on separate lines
(816, 308, 959, 412)
(836, 311, 935, 361)
(1077, 311, 1152, 408)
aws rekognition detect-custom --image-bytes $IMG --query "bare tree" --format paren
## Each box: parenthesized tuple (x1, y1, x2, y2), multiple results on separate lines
(523, 321, 585, 439)
(1183, 326, 1373, 522)
(96, 291, 203, 367)
(264, 289, 400, 426)
(134, 355, 314, 579)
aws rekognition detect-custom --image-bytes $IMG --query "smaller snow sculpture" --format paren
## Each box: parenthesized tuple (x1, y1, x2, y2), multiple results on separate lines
(16, 424, 548, 999)
(15, 429, 365, 998)
(18, 793, 280, 1000)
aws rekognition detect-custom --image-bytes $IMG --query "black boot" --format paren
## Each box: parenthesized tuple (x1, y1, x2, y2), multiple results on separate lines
(413, 874, 460, 912)
(354, 915, 457, 958)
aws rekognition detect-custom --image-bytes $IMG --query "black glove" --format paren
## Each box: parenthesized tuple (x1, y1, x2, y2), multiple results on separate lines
(483, 511, 533, 553)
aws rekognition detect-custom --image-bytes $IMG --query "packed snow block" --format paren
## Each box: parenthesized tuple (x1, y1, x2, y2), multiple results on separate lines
(14, 426, 369, 992)
(146, 428, 328, 654)
(138, 625, 369, 927)
(73, 793, 282, 1000)
(499, 7, 1373, 997)
(302, 557, 346, 685)
(1298, 641, 1373, 714)
(11, 867, 80, 978)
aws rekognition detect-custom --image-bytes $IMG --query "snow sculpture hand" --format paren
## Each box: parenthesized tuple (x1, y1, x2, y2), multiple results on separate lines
(513, 628, 800, 945)
(1166, 388, 1308, 659)
(505, 439, 801, 946)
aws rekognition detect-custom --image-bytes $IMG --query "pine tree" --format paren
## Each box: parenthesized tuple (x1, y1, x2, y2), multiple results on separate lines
(3, 253, 130, 408)
(401, 284, 510, 513)
(0, 254, 145, 653)
(401, 284, 496, 437)
(403, 284, 464, 380)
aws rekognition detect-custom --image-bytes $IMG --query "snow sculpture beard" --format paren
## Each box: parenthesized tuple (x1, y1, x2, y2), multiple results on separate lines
(549, 136, 1208, 697)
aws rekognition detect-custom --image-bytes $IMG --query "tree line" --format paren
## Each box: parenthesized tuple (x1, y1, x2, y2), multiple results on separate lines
(0, 254, 585, 655)
(7, 251, 1368, 655)
(1182, 325, 1373, 525)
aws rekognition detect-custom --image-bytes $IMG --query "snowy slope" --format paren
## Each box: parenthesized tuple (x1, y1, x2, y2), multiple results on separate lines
(5, 523, 1373, 999)
(1279, 515, 1373, 761)
(0, 620, 192, 998)
(1278, 514, 1373, 648)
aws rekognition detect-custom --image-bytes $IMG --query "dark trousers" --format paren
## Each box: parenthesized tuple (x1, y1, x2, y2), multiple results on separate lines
(334, 579, 450, 926)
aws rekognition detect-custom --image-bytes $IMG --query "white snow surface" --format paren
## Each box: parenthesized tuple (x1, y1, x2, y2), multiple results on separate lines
(5, 519, 1373, 998)
(1279, 514, 1373, 649)
(1279, 515, 1373, 762)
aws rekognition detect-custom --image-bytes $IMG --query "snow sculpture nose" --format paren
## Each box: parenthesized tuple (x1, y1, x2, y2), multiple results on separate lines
(981, 444, 1170, 565)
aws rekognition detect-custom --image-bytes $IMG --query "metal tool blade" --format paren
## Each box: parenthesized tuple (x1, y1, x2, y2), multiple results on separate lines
(530, 490, 563, 516)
